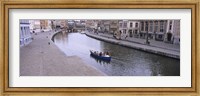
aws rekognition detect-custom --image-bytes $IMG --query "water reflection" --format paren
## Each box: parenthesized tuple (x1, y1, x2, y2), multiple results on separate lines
(53, 32, 180, 76)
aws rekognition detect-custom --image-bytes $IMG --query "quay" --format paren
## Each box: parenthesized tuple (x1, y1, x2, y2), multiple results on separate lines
(85, 32, 180, 59)
(20, 30, 106, 76)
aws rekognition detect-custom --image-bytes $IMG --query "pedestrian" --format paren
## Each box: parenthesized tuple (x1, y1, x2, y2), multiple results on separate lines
(125, 35, 128, 39)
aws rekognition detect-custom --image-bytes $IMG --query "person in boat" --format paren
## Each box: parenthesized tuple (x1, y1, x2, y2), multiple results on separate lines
(96, 51, 98, 54)
(106, 51, 110, 55)
(103, 52, 106, 56)
(94, 51, 96, 54)
(99, 52, 102, 56)
(104, 54, 110, 57)
(100, 51, 109, 57)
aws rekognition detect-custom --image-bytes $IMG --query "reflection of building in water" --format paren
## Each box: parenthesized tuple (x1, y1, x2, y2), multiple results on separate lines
(20, 20, 32, 47)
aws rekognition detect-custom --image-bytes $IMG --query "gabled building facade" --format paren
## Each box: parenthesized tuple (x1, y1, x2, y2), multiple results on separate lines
(127, 20, 140, 38)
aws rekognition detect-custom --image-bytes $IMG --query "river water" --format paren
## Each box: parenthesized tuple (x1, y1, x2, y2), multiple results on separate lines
(53, 32, 180, 76)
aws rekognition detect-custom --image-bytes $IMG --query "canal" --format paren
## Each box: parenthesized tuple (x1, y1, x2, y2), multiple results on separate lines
(53, 31, 180, 76)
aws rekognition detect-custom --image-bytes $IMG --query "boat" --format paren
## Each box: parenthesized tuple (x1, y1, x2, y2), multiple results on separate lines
(90, 50, 111, 61)
(80, 31, 86, 34)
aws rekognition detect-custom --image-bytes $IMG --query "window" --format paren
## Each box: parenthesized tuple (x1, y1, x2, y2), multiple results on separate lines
(123, 22, 127, 28)
(130, 23, 133, 27)
(170, 21, 172, 24)
(135, 23, 138, 27)
(145, 21, 148, 31)
(141, 22, 144, 31)
(160, 21, 164, 32)
(169, 25, 172, 30)
(20, 27, 23, 37)
(135, 30, 138, 34)
(120, 23, 123, 28)
(169, 20, 173, 30)
(23, 27, 26, 36)
(149, 21, 153, 32)
(154, 21, 158, 32)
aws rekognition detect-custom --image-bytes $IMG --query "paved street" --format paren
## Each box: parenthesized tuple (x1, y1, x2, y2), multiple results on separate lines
(20, 31, 105, 76)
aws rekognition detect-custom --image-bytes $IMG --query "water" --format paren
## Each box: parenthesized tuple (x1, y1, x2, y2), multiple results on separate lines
(53, 32, 180, 76)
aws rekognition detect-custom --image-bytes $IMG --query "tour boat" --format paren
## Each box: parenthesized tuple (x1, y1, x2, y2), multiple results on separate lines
(90, 50, 111, 61)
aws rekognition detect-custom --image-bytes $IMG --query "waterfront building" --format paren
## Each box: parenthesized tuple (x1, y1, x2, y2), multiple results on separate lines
(40, 20, 47, 29)
(85, 20, 93, 30)
(95, 20, 111, 33)
(67, 20, 75, 32)
(139, 20, 180, 44)
(40, 20, 52, 32)
(55, 20, 62, 29)
(29, 20, 35, 32)
(74, 20, 86, 32)
(139, 20, 168, 41)
(103, 20, 110, 33)
(20, 20, 32, 47)
(85, 20, 98, 32)
(110, 20, 119, 38)
(50, 20, 56, 30)
(74, 23, 85, 32)
(165, 20, 180, 44)
(60, 20, 68, 29)
(97, 20, 104, 32)
(127, 20, 140, 38)
(119, 20, 128, 38)
(29, 20, 40, 33)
